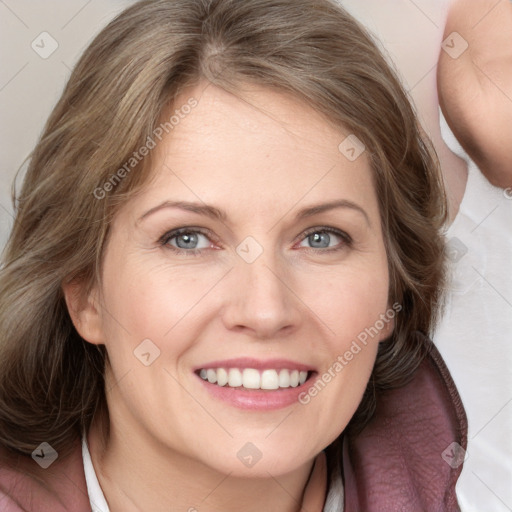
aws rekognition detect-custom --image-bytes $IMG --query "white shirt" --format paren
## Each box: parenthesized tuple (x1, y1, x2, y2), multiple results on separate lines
(82, 436, 110, 512)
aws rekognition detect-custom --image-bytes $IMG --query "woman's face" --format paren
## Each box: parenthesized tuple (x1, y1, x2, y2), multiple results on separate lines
(87, 83, 390, 477)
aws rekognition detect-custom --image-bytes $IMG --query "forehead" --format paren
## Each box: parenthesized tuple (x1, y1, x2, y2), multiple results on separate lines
(126, 82, 379, 223)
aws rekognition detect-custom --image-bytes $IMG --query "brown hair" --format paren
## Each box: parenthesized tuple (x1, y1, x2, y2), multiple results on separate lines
(0, 0, 446, 460)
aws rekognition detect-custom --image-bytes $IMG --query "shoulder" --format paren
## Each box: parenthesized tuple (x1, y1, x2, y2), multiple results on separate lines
(0, 438, 91, 512)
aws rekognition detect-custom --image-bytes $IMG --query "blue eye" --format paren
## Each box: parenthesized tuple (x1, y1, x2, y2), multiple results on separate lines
(298, 227, 350, 251)
(160, 228, 213, 255)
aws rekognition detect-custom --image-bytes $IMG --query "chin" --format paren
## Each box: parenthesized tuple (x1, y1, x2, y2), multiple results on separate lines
(189, 434, 322, 479)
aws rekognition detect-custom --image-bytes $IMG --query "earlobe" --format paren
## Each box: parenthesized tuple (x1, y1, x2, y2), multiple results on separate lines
(62, 279, 105, 345)
(381, 319, 394, 341)
(378, 308, 395, 342)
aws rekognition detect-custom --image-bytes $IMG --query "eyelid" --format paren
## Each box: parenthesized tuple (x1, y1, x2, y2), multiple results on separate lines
(159, 226, 216, 241)
(297, 226, 351, 243)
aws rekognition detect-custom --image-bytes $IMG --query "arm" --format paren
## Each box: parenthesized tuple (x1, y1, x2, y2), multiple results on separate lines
(438, 0, 512, 188)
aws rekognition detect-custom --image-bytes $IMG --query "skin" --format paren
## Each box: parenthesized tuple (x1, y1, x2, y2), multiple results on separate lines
(65, 82, 391, 512)
(438, 0, 512, 188)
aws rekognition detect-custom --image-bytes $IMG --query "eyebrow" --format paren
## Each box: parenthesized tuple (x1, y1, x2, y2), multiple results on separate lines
(138, 199, 371, 226)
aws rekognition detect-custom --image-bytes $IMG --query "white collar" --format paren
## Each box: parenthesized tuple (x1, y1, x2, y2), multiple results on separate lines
(82, 436, 110, 512)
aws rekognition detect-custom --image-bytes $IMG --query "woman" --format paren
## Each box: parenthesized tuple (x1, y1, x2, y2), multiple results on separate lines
(0, 0, 466, 510)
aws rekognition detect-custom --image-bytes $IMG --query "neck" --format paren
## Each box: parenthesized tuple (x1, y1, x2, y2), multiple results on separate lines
(87, 413, 317, 512)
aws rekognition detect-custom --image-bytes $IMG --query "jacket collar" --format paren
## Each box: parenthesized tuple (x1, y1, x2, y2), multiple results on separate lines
(340, 332, 467, 511)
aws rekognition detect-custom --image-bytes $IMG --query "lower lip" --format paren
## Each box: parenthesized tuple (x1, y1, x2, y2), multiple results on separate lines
(196, 373, 317, 410)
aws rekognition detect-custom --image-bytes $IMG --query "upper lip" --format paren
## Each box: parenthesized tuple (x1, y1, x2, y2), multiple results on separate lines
(194, 358, 315, 372)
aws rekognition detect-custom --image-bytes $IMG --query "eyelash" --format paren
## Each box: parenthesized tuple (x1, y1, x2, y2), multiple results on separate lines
(158, 226, 352, 257)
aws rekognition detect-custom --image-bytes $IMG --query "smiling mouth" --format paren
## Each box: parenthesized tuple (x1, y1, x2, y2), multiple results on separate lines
(197, 368, 312, 390)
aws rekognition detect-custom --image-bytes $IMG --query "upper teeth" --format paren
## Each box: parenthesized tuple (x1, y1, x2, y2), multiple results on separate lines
(199, 368, 308, 389)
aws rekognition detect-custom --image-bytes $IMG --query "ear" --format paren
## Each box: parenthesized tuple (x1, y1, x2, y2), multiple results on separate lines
(62, 278, 105, 345)
(378, 304, 397, 342)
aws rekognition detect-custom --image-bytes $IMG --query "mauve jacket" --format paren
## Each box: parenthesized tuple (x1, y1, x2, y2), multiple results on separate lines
(0, 333, 467, 511)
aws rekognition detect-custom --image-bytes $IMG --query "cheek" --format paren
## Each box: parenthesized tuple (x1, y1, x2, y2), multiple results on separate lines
(305, 263, 390, 343)
(100, 256, 217, 342)
(293, 264, 389, 438)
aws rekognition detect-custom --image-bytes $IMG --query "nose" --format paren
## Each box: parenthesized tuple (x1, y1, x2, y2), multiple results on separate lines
(221, 254, 303, 340)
